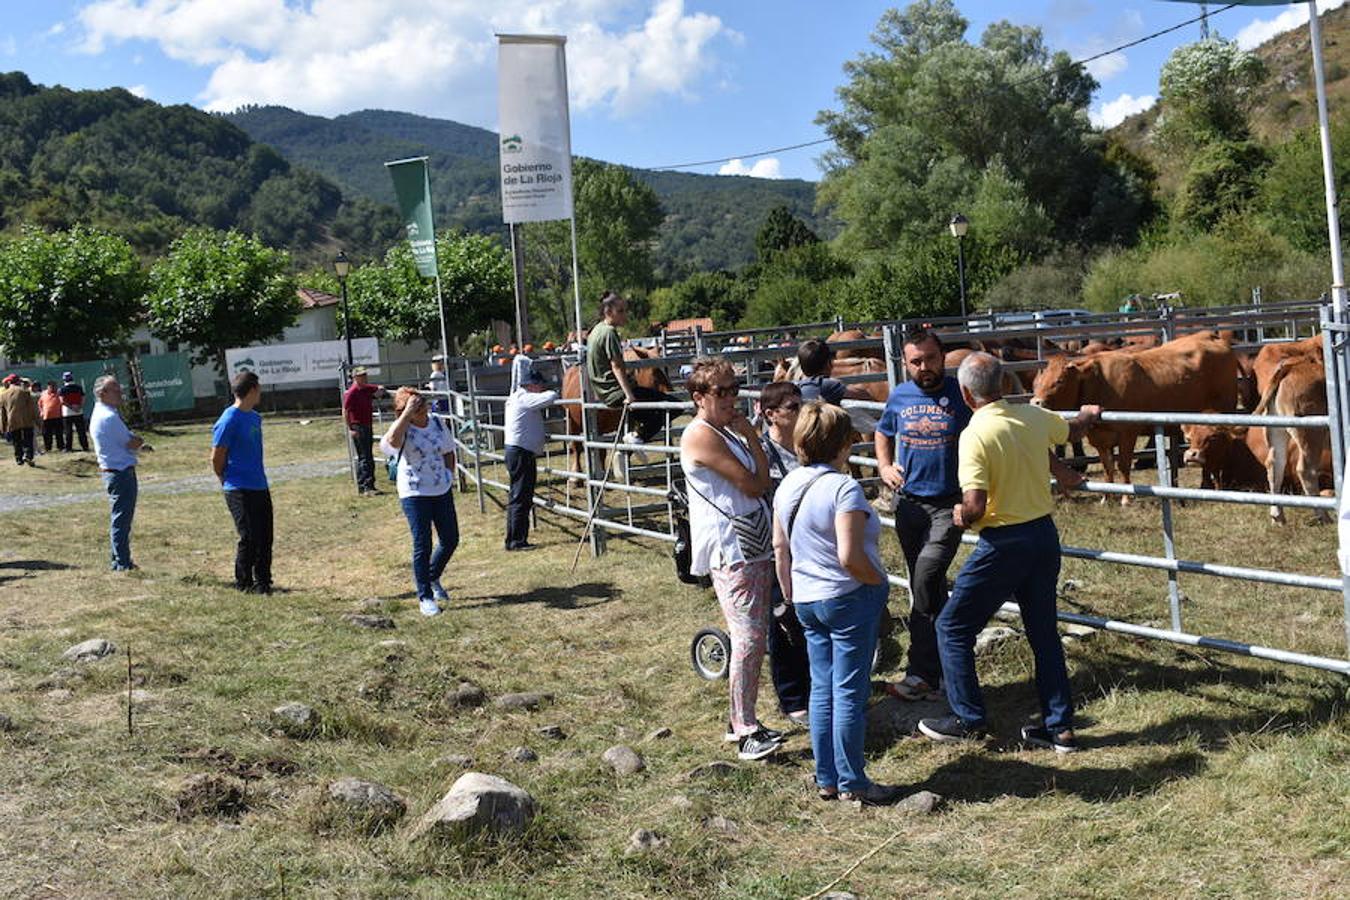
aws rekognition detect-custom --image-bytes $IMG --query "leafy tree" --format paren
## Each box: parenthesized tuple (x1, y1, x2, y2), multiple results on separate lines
(1260, 118, 1350, 255)
(0, 225, 144, 360)
(345, 233, 512, 347)
(1157, 38, 1266, 154)
(1173, 140, 1270, 233)
(649, 270, 743, 329)
(755, 205, 819, 261)
(146, 228, 298, 369)
(817, 1, 1146, 252)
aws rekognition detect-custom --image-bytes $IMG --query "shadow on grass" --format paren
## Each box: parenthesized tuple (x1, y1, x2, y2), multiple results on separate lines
(976, 645, 1347, 754)
(0, 558, 75, 585)
(456, 581, 620, 611)
(913, 747, 1207, 804)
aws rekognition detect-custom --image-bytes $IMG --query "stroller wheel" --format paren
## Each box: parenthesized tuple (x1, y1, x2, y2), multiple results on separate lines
(690, 627, 732, 681)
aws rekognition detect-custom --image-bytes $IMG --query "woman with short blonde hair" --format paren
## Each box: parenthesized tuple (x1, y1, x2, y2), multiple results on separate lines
(772, 401, 899, 804)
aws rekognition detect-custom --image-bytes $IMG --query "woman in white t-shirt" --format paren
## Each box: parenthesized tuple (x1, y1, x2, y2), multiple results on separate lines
(772, 402, 899, 805)
(679, 357, 782, 762)
(380, 387, 458, 617)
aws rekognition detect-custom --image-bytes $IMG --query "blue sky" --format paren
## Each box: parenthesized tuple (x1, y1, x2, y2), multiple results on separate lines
(0, 1, 1342, 181)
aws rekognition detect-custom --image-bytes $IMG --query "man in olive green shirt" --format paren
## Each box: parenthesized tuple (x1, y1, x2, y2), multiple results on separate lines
(586, 292, 666, 448)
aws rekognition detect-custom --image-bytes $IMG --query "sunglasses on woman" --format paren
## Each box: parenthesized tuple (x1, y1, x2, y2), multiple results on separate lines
(702, 383, 739, 398)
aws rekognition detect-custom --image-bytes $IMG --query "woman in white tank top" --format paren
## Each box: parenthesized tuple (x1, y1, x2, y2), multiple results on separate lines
(679, 357, 783, 761)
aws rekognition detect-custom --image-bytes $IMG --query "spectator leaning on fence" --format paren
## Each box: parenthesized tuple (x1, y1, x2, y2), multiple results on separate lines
(772, 401, 899, 805)
(0, 376, 39, 466)
(90, 375, 144, 571)
(502, 358, 558, 552)
(343, 366, 385, 496)
(917, 352, 1099, 753)
(679, 357, 784, 762)
(794, 340, 873, 405)
(39, 380, 65, 452)
(381, 387, 459, 618)
(756, 380, 811, 727)
(59, 372, 89, 452)
(874, 328, 971, 703)
(426, 354, 449, 414)
(212, 371, 274, 596)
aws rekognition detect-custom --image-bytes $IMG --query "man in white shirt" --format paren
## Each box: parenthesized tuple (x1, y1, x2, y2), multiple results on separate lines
(90, 375, 146, 571)
(426, 354, 449, 413)
(502, 359, 557, 550)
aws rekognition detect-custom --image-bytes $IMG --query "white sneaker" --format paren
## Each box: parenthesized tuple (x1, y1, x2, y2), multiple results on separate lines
(419, 598, 441, 617)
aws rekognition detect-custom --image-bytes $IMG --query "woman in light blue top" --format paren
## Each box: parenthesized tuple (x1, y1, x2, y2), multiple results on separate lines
(380, 387, 458, 617)
(772, 401, 900, 805)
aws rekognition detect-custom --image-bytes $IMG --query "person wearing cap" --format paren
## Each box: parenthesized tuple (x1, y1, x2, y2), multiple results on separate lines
(39, 380, 65, 453)
(502, 358, 558, 551)
(0, 376, 39, 465)
(426, 355, 449, 414)
(90, 375, 145, 570)
(342, 367, 385, 495)
(59, 372, 90, 452)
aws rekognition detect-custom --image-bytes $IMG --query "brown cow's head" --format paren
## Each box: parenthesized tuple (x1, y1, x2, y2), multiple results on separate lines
(1181, 424, 1243, 469)
(1032, 355, 1082, 408)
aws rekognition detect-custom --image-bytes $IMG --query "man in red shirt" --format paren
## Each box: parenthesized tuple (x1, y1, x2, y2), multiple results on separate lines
(342, 367, 385, 495)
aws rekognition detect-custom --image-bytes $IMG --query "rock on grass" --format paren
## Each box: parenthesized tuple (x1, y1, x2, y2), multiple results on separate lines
(343, 614, 395, 630)
(175, 773, 246, 820)
(624, 828, 667, 856)
(894, 790, 943, 814)
(408, 772, 537, 841)
(324, 778, 406, 833)
(62, 639, 116, 663)
(449, 682, 486, 707)
(602, 745, 645, 776)
(685, 761, 738, 780)
(270, 702, 321, 738)
(493, 692, 551, 711)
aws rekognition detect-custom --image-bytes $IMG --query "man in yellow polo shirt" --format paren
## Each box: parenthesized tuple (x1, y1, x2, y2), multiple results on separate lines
(919, 352, 1100, 753)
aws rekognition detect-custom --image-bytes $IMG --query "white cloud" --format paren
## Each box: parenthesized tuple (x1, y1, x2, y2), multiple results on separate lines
(718, 157, 782, 178)
(46, 22, 67, 37)
(1086, 51, 1127, 82)
(1237, 0, 1348, 51)
(1091, 92, 1155, 129)
(74, 0, 734, 121)
(126, 83, 149, 97)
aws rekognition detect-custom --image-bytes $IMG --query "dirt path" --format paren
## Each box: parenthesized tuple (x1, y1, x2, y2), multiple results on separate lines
(0, 459, 350, 514)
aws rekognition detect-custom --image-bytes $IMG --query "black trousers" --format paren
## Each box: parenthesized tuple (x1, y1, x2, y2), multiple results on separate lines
(615, 385, 669, 442)
(351, 423, 375, 490)
(11, 427, 34, 464)
(893, 491, 964, 685)
(42, 419, 65, 452)
(768, 578, 811, 715)
(63, 415, 88, 451)
(504, 446, 538, 549)
(225, 489, 274, 590)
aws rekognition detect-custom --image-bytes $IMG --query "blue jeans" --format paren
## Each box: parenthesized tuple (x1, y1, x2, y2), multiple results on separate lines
(796, 581, 888, 793)
(400, 492, 459, 601)
(101, 467, 137, 570)
(936, 516, 1073, 732)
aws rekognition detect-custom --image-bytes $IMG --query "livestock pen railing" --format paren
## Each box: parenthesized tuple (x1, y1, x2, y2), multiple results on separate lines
(355, 298, 1349, 678)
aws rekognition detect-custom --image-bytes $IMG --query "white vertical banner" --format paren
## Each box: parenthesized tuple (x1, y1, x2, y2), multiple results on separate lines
(497, 34, 574, 224)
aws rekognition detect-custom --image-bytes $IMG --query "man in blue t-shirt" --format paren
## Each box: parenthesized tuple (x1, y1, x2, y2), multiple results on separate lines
(211, 370, 273, 594)
(874, 329, 971, 701)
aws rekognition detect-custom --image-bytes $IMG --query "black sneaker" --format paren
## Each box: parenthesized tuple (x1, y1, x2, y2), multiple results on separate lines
(724, 722, 784, 743)
(839, 782, 905, 806)
(918, 715, 987, 744)
(737, 729, 782, 761)
(1021, 725, 1080, 754)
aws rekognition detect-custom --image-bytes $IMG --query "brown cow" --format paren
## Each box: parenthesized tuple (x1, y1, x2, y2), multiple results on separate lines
(561, 346, 672, 477)
(826, 329, 884, 361)
(1032, 333, 1238, 502)
(1254, 355, 1331, 524)
(772, 356, 890, 405)
(1182, 422, 1331, 493)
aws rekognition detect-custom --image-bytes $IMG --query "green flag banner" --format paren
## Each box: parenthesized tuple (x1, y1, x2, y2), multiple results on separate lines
(8, 353, 195, 413)
(385, 156, 438, 278)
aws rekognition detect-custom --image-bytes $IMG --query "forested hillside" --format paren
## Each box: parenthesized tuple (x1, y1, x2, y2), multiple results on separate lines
(225, 105, 830, 276)
(0, 72, 398, 265)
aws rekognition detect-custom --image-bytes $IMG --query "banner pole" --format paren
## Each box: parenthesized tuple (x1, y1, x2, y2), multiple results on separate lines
(510, 223, 530, 347)
(434, 272, 451, 371)
(1308, 1, 1349, 318)
(569, 215, 584, 348)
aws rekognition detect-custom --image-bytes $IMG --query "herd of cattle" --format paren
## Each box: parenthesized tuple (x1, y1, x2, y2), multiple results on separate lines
(556, 326, 1332, 524)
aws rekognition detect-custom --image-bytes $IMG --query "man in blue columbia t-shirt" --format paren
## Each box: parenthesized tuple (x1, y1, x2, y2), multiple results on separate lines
(874, 328, 971, 700)
(211, 370, 273, 594)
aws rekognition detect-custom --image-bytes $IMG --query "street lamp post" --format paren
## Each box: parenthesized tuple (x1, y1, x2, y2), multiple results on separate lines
(949, 214, 969, 320)
(334, 250, 353, 371)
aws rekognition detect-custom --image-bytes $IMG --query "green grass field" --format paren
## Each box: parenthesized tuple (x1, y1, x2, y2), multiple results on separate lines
(0, 416, 1347, 898)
